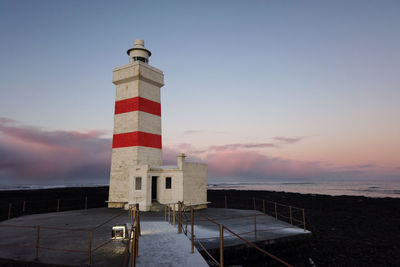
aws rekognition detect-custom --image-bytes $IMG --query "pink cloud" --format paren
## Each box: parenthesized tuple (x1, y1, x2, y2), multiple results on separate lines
(273, 136, 303, 144)
(183, 130, 202, 135)
(162, 146, 204, 165)
(171, 136, 304, 155)
(0, 117, 16, 124)
(162, 147, 180, 165)
(0, 118, 111, 183)
(206, 150, 322, 179)
(163, 142, 325, 180)
(209, 143, 277, 151)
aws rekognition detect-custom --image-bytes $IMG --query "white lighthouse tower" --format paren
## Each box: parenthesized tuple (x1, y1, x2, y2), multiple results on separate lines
(108, 40, 207, 211)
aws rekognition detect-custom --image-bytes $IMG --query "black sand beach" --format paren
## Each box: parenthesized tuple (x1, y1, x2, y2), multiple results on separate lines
(1, 187, 399, 266)
(208, 190, 400, 266)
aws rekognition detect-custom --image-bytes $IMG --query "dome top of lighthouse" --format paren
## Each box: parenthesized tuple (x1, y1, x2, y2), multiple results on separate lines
(126, 39, 152, 57)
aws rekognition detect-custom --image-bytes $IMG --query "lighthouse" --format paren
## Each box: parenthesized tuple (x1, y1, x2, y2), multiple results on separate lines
(108, 40, 207, 211)
(111, 39, 163, 166)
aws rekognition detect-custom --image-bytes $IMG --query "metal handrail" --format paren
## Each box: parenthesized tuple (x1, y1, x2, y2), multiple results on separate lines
(124, 203, 140, 267)
(220, 196, 307, 231)
(3, 196, 105, 221)
(223, 225, 293, 267)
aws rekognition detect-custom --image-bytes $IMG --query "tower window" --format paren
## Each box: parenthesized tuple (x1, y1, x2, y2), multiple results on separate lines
(132, 56, 148, 63)
(165, 177, 172, 189)
(135, 177, 142, 190)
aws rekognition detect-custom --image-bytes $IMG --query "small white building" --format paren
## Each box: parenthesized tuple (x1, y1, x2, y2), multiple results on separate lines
(108, 40, 207, 211)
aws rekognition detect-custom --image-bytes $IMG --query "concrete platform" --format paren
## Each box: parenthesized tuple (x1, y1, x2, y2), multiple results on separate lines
(136, 220, 207, 267)
(190, 208, 311, 250)
(0, 208, 128, 266)
(0, 208, 310, 266)
(0, 208, 207, 266)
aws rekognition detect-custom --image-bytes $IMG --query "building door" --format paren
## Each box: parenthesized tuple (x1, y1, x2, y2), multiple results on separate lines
(151, 176, 158, 202)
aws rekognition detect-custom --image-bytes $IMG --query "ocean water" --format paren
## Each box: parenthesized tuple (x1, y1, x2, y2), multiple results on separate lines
(0, 184, 109, 191)
(208, 180, 400, 198)
(1, 181, 399, 198)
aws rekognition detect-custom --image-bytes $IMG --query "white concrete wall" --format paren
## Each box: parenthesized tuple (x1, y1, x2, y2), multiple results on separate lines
(125, 167, 184, 211)
(108, 168, 129, 207)
(115, 79, 162, 102)
(156, 171, 183, 204)
(110, 147, 162, 169)
(109, 160, 207, 210)
(127, 165, 151, 210)
(114, 111, 161, 135)
(182, 162, 208, 206)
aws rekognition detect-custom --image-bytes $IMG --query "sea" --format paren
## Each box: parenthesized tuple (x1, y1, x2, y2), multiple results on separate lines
(0, 180, 399, 198)
(207, 180, 400, 198)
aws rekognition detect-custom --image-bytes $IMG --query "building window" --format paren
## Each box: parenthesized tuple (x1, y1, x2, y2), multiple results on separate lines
(135, 177, 142, 190)
(165, 177, 172, 189)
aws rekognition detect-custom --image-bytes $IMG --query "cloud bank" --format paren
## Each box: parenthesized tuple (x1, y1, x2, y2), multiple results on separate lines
(1, 118, 394, 185)
(0, 118, 111, 184)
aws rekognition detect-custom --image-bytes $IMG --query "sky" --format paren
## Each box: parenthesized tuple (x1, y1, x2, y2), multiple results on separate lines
(0, 0, 399, 185)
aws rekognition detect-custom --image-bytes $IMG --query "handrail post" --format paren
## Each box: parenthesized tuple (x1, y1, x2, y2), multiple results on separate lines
(57, 199, 60, 212)
(274, 202, 278, 220)
(173, 203, 176, 227)
(219, 224, 224, 267)
(168, 205, 171, 224)
(131, 227, 136, 267)
(136, 203, 140, 236)
(178, 201, 182, 234)
(34, 225, 40, 261)
(302, 208, 306, 231)
(224, 195, 227, 209)
(289, 206, 293, 225)
(254, 215, 257, 240)
(130, 206, 133, 226)
(8, 203, 12, 220)
(88, 230, 92, 266)
(132, 205, 135, 225)
(135, 217, 139, 256)
(164, 205, 167, 221)
(85, 196, 88, 209)
(133, 205, 136, 225)
(134, 205, 135, 223)
(253, 197, 256, 210)
(262, 200, 265, 214)
(191, 207, 194, 253)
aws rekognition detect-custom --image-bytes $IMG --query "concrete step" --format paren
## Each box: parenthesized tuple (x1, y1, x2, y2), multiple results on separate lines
(150, 202, 165, 212)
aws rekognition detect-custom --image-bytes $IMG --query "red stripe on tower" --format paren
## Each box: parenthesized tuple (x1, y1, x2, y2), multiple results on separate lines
(112, 131, 162, 149)
(115, 97, 161, 116)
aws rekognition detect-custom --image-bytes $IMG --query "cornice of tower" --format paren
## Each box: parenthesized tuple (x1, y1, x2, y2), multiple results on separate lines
(113, 61, 163, 75)
(113, 61, 164, 87)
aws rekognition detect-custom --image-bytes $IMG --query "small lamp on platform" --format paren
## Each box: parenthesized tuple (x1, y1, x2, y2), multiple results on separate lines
(111, 225, 128, 240)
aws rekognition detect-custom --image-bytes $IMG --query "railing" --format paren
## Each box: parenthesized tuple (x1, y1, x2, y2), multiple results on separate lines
(215, 195, 307, 230)
(123, 203, 141, 267)
(253, 197, 306, 230)
(1, 196, 106, 221)
(0, 210, 126, 266)
(161, 200, 300, 267)
(162, 202, 180, 228)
